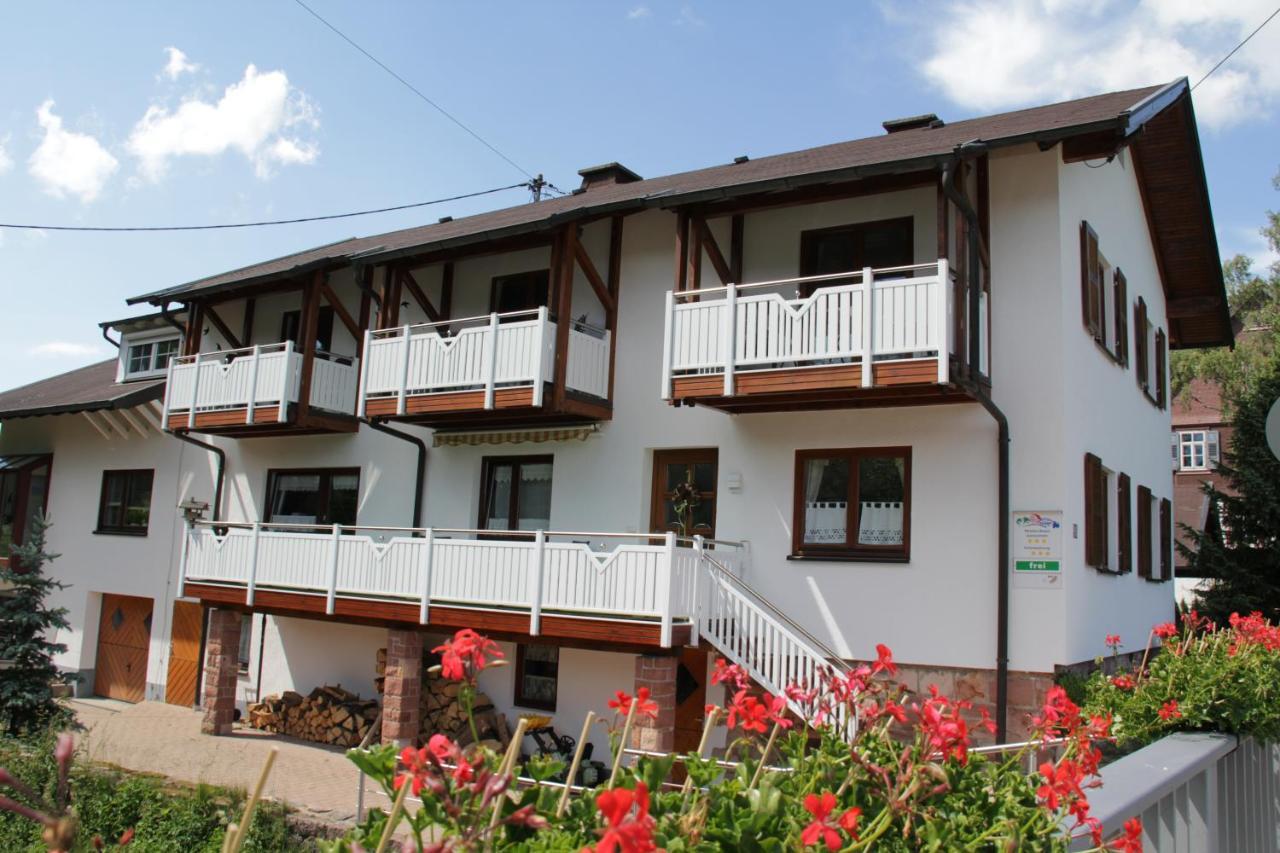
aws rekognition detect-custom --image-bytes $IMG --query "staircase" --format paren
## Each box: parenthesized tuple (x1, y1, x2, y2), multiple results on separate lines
(692, 542, 856, 737)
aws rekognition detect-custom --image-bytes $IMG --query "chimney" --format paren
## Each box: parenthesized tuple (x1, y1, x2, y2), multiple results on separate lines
(577, 162, 643, 191)
(882, 113, 944, 134)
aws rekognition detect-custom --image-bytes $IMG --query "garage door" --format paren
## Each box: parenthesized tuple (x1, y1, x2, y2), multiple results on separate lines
(164, 601, 203, 707)
(94, 594, 153, 703)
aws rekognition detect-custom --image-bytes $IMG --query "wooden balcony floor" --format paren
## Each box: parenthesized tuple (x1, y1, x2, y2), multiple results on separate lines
(365, 385, 612, 429)
(167, 407, 359, 437)
(185, 582, 691, 652)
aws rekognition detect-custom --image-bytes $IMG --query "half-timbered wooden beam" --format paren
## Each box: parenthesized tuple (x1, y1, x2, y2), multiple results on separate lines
(551, 228, 575, 408)
(572, 234, 615, 315)
(378, 265, 400, 328)
(202, 304, 243, 351)
(439, 263, 454, 321)
(674, 211, 690, 292)
(688, 216, 703, 291)
(692, 218, 733, 286)
(296, 272, 323, 420)
(240, 298, 256, 347)
(397, 267, 441, 323)
(319, 280, 361, 340)
(182, 302, 204, 356)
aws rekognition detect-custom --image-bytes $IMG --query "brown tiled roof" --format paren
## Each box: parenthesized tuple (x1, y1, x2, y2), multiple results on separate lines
(0, 360, 164, 420)
(1173, 378, 1226, 427)
(129, 83, 1170, 306)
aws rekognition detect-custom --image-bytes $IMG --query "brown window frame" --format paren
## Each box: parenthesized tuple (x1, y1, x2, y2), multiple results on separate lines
(790, 447, 911, 562)
(1083, 453, 1112, 572)
(489, 269, 551, 318)
(798, 217, 915, 295)
(262, 467, 361, 527)
(477, 455, 554, 535)
(279, 306, 335, 353)
(1117, 472, 1132, 574)
(95, 469, 154, 537)
(1134, 297, 1149, 392)
(513, 643, 559, 711)
(1159, 498, 1173, 582)
(1136, 484, 1153, 579)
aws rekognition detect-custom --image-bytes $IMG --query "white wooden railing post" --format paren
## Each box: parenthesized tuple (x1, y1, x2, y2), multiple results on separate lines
(245, 521, 261, 606)
(187, 353, 201, 429)
(325, 523, 341, 615)
(483, 312, 500, 410)
(278, 340, 294, 423)
(661, 291, 676, 400)
(722, 284, 737, 396)
(861, 266, 875, 388)
(659, 531, 676, 647)
(245, 345, 261, 425)
(935, 260, 950, 384)
(529, 529, 546, 636)
(691, 534, 704, 645)
(396, 325, 412, 416)
(418, 528, 434, 624)
(356, 330, 372, 417)
(532, 306, 548, 408)
(161, 356, 175, 429)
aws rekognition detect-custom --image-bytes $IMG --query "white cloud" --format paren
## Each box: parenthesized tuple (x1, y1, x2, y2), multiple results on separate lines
(902, 0, 1280, 129)
(127, 63, 319, 180)
(675, 5, 705, 27)
(27, 100, 119, 202)
(627, 6, 651, 19)
(0, 134, 12, 174)
(162, 46, 199, 80)
(29, 341, 108, 359)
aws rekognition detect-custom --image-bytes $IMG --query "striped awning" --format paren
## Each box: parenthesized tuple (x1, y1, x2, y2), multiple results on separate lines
(432, 424, 599, 448)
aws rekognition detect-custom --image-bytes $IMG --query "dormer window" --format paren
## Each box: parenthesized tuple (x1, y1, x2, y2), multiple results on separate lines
(119, 332, 180, 381)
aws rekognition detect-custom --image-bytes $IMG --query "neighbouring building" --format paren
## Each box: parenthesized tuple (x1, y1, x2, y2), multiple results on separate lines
(1171, 378, 1230, 605)
(0, 78, 1232, 753)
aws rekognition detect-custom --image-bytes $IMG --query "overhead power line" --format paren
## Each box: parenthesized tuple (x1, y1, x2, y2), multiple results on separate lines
(292, 0, 536, 182)
(0, 182, 527, 232)
(1193, 4, 1280, 90)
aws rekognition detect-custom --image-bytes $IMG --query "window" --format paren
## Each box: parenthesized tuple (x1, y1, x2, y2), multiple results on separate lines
(1159, 497, 1173, 581)
(799, 218, 914, 294)
(792, 448, 910, 560)
(514, 644, 559, 711)
(1083, 453, 1114, 572)
(122, 335, 180, 379)
(490, 270, 550, 316)
(279, 306, 335, 352)
(96, 470, 154, 536)
(0, 455, 52, 564)
(1175, 430, 1220, 471)
(1133, 297, 1166, 408)
(479, 456, 553, 533)
(264, 468, 359, 526)
(1079, 222, 1128, 363)
(237, 618, 253, 673)
(1136, 484, 1154, 579)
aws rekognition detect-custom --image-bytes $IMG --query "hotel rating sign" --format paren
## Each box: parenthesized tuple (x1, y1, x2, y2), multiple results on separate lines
(1012, 511, 1063, 589)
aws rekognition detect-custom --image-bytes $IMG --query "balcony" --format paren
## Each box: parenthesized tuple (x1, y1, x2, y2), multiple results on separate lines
(358, 308, 612, 429)
(164, 343, 360, 436)
(661, 260, 983, 412)
(179, 521, 747, 649)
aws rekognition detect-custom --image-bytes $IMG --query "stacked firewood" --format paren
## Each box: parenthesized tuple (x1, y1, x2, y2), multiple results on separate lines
(375, 646, 512, 750)
(247, 685, 380, 748)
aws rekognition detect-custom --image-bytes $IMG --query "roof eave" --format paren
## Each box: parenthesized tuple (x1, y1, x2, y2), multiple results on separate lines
(0, 381, 164, 421)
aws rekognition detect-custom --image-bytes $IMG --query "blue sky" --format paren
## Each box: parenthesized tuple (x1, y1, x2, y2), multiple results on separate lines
(1, 1, 1278, 390)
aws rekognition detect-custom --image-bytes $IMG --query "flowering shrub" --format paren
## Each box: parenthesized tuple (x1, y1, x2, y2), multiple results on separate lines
(330, 628, 1145, 851)
(1085, 611, 1280, 749)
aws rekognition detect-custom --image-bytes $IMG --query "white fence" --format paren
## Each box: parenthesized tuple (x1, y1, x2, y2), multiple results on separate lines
(358, 308, 610, 415)
(1074, 732, 1280, 852)
(164, 344, 359, 425)
(662, 261, 951, 398)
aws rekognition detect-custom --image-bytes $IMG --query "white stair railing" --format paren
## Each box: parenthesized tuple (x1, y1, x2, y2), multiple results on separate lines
(694, 543, 856, 737)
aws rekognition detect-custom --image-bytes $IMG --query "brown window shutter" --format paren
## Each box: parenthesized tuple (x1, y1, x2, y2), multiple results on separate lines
(1134, 297, 1148, 391)
(1084, 453, 1107, 569)
(1155, 329, 1167, 409)
(1080, 222, 1102, 339)
(1136, 484, 1152, 579)
(1160, 498, 1173, 580)
(1113, 270, 1128, 365)
(1117, 473, 1132, 573)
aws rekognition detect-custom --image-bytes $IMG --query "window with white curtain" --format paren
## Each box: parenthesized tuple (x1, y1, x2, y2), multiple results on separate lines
(793, 448, 910, 560)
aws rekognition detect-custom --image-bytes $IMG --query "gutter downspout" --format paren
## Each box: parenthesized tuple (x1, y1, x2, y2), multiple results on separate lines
(942, 144, 1012, 743)
(364, 419, 426, 528)
(170, 432, 226, 523)
(101, 327, 120, 349)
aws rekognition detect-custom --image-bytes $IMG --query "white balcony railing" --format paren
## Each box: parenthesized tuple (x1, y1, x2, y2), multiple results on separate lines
(358, 308, 611, 416)
(163, 344, 360, 426)
(661, 260, 952, 398)
(180, 521, 742, 647)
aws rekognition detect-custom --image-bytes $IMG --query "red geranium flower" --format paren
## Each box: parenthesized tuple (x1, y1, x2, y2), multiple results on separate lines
(591, 782, 656, 853)
(1110, 674, 1135, 691)
(800, 792, 842, 851)
(433, 628, 503, 681)
(873, 643, 898, 676)
(1110, 817, 1143, 852)
(608, 688, 658, 720)
(1158, 700, 1181, 721)
(1105, 634, 1121, 649)
(764, 693, 794, 730)
(837, 806, 861, 838)
(395, 745, 430, 795)
(1153, 622, 1178, 640)
(711, 658, 752, 690)
(727, 690, 770, 734)
(917, 687, 972, 765)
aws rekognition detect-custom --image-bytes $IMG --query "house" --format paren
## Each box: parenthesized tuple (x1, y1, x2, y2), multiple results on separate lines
(1170, 378, 1230, 604)
(0, 77, 1230, 754)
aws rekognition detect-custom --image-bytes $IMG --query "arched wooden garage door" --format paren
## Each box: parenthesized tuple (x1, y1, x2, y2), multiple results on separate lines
(93, 594, 153, 703)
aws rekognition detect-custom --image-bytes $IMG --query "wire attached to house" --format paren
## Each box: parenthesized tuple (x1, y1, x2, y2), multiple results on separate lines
(1192, 5, 1280, 91)
(0, 183, 527, 232)
(291, 0, 537, 182)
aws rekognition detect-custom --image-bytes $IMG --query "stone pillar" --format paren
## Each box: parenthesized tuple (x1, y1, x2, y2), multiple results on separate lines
(200, 608, 242, 735)
(382, 628, 423, 747)
(631, 654, 678, 752)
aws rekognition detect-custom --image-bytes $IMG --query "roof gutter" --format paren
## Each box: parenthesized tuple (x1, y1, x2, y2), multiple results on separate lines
(941, 142, 1012, 744)
(363, 419, 426, 528)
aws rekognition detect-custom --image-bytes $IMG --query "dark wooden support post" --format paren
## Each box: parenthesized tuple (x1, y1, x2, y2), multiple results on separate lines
(183, 302, 204, 356)
(439, 262, 454, 320)
(240, 298, 256, 348)
(693, 218, 733, 285)
(320, 279, 361, 341)
(688, 214, 703, 292)
(378, 265, 401, 328)
(551, 227, 575, 408)
(606, 216, 624, 400)
(572, 235, 615, 315)
(203, 304, 243, 350)
(295, 272, 323, 421)
(674, 211, 690, 292)
(729, 214, 744, 283)
(399, 267, 441, 323)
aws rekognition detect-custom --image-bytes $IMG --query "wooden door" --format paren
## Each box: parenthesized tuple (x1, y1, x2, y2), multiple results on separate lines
(650, 449, 718, 539)
(164, 601, 204, 707)
(94, 594, 153, 703)
(673, 647, 710, 754)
